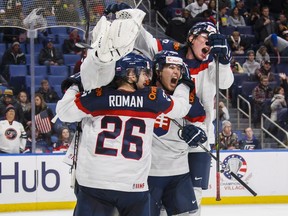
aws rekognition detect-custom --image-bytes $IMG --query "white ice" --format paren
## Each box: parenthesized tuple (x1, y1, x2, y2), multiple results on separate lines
(0, 204, 288, 216)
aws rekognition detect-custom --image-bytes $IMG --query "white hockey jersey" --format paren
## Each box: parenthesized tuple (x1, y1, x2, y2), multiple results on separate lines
(0, 120, 27, 153)
(134, 27, 234, 147)
(56, 84, 191, 192)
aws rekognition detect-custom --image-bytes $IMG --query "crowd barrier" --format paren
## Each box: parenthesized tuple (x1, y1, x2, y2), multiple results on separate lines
(0, 150, 288, 212)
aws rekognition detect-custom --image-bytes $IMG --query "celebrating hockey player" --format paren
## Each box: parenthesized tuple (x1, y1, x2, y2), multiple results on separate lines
(56, 51, 207, 216)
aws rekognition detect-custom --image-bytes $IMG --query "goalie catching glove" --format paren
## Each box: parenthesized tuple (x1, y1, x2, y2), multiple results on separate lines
(208, 34, 232, 65)
(179, 124, 207, 147)
(89, 8, 146, 63)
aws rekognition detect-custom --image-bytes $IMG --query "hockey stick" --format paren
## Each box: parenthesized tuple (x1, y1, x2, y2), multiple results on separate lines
(171, 119, 257, 197)
(215, 0, 221, 201)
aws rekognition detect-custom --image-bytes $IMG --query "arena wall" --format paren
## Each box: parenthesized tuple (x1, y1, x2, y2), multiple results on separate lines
(0, 150, 288, 212)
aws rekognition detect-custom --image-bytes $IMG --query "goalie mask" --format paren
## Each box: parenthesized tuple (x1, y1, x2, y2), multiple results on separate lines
(115, 52, 152, 87)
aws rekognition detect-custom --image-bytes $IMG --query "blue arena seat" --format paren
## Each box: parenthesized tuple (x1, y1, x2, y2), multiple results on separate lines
(240, 81, 258, 101)
(276, 63, 288, 75)
(26, 43, 43, 54)
(237, 26, 253, 35)
(63, 54, 81, 66)
(9, 65, 27, 77)
(47, 75, 66, 86)
(53, 85, 63, 98)
(49, 65, 69, 76)
(29, 65, 48, 76)
(47, 103, 57, 115)
(26, 54, 39, 65)
(25, 75, 46, 88)
(219, 26, 236, 35)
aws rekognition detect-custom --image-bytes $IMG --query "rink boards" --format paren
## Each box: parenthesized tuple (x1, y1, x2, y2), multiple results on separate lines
(0, 150, 288, 212)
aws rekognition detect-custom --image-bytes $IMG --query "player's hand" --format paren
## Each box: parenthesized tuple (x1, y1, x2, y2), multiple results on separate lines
(179, 125, 207, 147)
(178, 64, 195, 91)
(61, 72, 83, 93)
(208, 33, 232, 65)
(104, 2, 132, 15)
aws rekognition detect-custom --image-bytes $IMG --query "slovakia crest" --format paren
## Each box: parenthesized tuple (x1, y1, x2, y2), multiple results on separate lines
(222, 154, 247, 180)
(153, 114, 170, 136)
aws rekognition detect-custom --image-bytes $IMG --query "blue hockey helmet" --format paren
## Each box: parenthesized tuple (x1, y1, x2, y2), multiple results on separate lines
(153, 50, 184, 74)
(188, 21, 217, 38)
(115, 52, 152, 83)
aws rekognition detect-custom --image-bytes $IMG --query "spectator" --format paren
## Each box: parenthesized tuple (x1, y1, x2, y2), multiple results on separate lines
(165, 9, 190, 43)
(62, 28, 83, 54)
(185, 0, 208, 18)
(255, 60, 275, 82)
(242, 50, 261, 80)
(239, 127, 261, 150)
(228, 31, 250, 55)
(276, 13, 288, 36)
(252, 75, 274, 127)
(279, 73, 288, 102)
(230, 56, 244, 74)
(61, 3, 80, 26)
(25, 128, 51, 153)
(255, 45, 270, 65)
(247, 6, 260, 26)
(53, 126, 71, 153)
(218, 4, 229, 27)
(219, 101, 230, 121)
(270, 86, 287, 122)
(254, 6, 278, 44)
(32, 93, 55, 147)
(16, 90, 31, 129)
(36, 79, 60, 103)
(235, 0, 249, 19)
(228, 6, 246, 27)
(0, 41, 26, 82)
(0, 89, 24, 124)
(39, 38, 64, 66)
(264, 33, 288, 64)
(218, 120, 239, 150)
(5, 0, 22, 21)
(0, 104, 27, 154)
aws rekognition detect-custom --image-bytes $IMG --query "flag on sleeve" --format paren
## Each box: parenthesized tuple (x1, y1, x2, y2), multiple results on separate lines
(35, 110, 51, 134)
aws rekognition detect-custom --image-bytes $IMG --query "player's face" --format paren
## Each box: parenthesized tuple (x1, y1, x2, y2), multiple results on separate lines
(190, 33, 210, 61)
(136, 69, 151, 89)
(160, 64, 182, 92)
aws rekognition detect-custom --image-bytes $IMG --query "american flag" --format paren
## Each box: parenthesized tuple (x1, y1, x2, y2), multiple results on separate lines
(35, 110, 51, 134)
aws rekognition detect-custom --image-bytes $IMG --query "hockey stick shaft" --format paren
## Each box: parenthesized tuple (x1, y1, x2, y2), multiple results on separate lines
(171, 119, 257, 197)
(215, 0, 221, 201)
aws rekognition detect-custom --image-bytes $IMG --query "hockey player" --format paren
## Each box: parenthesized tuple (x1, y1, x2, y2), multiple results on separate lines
(56, 52, 202, 216)
(149, 50, 207, 216)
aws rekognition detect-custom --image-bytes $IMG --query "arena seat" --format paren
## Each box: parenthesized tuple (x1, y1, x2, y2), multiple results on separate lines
(9, 65, 27, 77)
(49, 65, 69, 76)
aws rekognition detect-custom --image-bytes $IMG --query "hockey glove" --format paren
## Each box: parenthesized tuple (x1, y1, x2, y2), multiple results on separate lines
(177, 64, 195, 92)
(104, 2, 132, 15)
(208, 34, 232, 65)
(61, 72, 83, 94)
(180, 125, 207, 147)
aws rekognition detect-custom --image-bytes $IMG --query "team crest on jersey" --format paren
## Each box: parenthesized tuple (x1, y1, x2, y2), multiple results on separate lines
(95, 88, 103, 96)
(5, 128, 17, 140)
(173, 42, 181, 51)
(222, 154, 247, 180)
(154, 114, 170, 136)
(189, 91, 195, 103)
(148, 86, 157, 101)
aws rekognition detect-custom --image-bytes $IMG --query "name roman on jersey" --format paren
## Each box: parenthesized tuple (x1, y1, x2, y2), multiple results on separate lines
(109, 95, 144, 107)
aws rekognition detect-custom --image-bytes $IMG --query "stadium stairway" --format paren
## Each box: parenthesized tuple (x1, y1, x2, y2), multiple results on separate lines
(228, 106, 278, 149)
